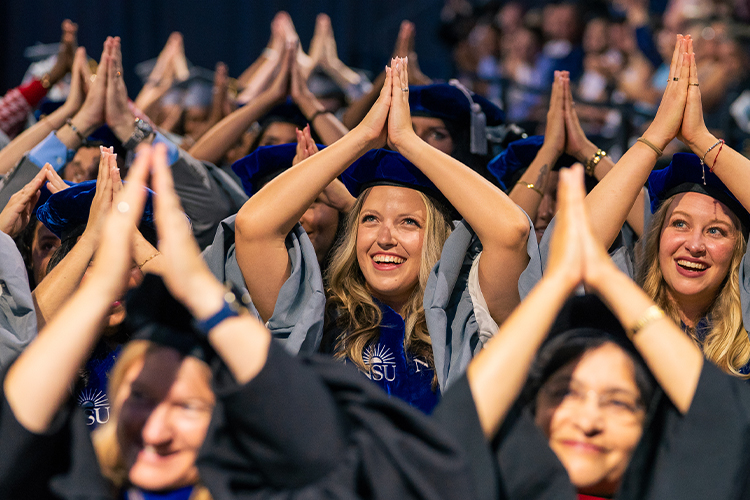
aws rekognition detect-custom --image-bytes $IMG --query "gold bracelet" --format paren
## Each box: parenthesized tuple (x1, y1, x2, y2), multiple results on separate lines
(137, 252, 161, 270)
(585, 149, 607, 177)
(626, 305, 666, 341)
(516, 180, 543, 196)
(636, 137, 663, 157)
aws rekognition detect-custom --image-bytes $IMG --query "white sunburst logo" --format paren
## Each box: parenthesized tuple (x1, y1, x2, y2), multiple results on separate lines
(362, 344, 397, 382)
(363, 344, 396, 366)
(78, 389, 111, 426)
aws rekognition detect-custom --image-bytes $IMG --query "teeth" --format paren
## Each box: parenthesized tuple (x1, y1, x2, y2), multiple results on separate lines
(373, 255, 405, 264)
(677, 259, 707, 271)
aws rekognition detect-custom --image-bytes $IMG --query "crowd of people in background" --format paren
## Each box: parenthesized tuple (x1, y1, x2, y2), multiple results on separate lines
(1, 1, 750, 499)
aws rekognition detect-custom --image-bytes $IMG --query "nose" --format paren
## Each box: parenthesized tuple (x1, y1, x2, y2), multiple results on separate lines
(141, 403, 173, 446)
(685, 228, 706, 255)
(376, 222, 397, 248)
(572, 391, 605, 436)
(538, 192, 555, 223)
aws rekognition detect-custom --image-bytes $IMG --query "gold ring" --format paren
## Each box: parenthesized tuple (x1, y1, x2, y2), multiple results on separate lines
(401, 88, 409, 92)
(689, 82, 699, 86)
(673, 77, 679, 81)
(90, 74, 97, 83)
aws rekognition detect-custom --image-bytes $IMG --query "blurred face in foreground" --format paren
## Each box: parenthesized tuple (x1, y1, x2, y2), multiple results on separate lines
(535, 343, 646, 496)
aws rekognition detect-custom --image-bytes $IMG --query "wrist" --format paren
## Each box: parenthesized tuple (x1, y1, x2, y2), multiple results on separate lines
(70, 114, 98, 138)
(641, 129, 671, 152)
(183, 276, 228, 320)
(538, 144, 563, 162)
(112, 120, 137, 144)
(689, 133, 719, 157)
(572, 141, 598, 163)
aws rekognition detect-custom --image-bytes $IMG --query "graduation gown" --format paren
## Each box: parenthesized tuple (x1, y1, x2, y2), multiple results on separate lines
(0, 231, 37, 373)
(202, 219, 325, 354)
(423, 216, 543, 390)
(197, 341, 482, 499)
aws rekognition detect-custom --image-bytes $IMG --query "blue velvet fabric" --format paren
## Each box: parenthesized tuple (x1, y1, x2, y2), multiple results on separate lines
(486, 135, 577, 190)
(122, 485, 194, 500)
(646, 152, 749, 230)
(231, 143, 325, 197)
(77, 342, 120, 429)
(358, 300, 440, 414)
(36, 180, 155, 240)
(341, 148, 446, 204)
(409, 83, 505, 126)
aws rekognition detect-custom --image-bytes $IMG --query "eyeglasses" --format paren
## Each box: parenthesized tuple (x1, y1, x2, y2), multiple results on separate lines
(539, 380, 645, 423)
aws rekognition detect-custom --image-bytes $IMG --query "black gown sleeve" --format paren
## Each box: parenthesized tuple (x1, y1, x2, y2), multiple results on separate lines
(0, 387, 110, 499)
(197, 341, 479, 499)
(631, 363, 750, 500)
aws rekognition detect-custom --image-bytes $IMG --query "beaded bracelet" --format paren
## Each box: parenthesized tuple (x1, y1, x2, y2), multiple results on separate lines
(700, 139, 724, 184)
(65, 118, 88, 146)
(585, 149, 607, 177)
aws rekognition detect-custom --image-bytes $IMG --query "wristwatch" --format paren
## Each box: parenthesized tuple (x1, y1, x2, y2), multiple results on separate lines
(122, 117, 154, 150)
(194, 284, 252, 337)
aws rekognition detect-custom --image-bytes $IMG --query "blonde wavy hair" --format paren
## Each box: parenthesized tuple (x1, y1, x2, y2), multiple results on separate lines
(636, 195, 750, 378)
(92, 340, 213, 500)
(325, 187, 453, 376)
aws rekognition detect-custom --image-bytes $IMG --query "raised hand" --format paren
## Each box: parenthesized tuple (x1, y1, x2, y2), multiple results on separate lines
(545, 163, 586, 293)
(0, 166, 49, 237)
(355, 64, 393, 149)
(678, 37, 712, 150)
(105, 37, 137, 143)
(60, 47, 89, 117)
(150, 143, 226, 318)
(68, 37, 111, 137)
(293, 124, 320, 165)
(81, 147, 118, 247)
(642, 35, 691, 151)
(386, 57, 417, 150)
(86, 146, 150, 301)
(562, 72, 595, 160)
(43, 163, 69, 194)
(265, 40, 296, 103)
(392, 21, 431, 86)
(543, 70, 566, 158)
(47, 19, 78, 87)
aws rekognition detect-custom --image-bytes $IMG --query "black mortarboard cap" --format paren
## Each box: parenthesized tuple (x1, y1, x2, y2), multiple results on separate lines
(122, 273, 215, 362)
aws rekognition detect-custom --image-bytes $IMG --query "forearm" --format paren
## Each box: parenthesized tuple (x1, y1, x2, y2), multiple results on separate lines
(4, 280, 112, 433)
(509, 146, 559, 222)
(342, 71, 385, 129)
(0, 105, 73, 176)
(189, 91, 279, 165)
(584, 141, 660, 249)
(589, 149, 646, 237)
(32, 235, 96, 329)
(237, 126, 371, 241)
(590, 264, 703, 414)
(397, 136, 529, 247)
(468, 273, 575, 437)
(688, 133, 750, 213)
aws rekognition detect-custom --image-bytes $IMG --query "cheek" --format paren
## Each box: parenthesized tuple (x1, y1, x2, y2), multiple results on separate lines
(708, 240, 736, 270)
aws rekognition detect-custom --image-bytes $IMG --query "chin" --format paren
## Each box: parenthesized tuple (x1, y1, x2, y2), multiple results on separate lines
(129, 462, 198, 492)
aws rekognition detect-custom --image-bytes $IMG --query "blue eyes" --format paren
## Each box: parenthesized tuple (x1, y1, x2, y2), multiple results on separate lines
(360, 215, 421, 228)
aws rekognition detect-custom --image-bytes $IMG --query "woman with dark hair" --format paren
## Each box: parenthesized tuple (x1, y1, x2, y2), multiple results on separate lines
(465, 162, 750, 499)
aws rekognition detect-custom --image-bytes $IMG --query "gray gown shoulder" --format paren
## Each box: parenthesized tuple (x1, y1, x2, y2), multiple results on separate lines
(424, 214, 542, 390)
(0, 231, 37, 372)
(202, 218, 325, 355)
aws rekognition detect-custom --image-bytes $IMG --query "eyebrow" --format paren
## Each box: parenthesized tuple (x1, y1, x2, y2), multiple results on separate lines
(670, 210, 733, 226)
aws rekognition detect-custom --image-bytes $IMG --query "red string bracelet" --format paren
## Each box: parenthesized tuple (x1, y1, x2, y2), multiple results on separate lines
(709, 139, 725, 173)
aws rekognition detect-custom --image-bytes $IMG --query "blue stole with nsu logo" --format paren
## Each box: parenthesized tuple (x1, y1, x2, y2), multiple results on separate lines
(358, 301, 440, 414)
